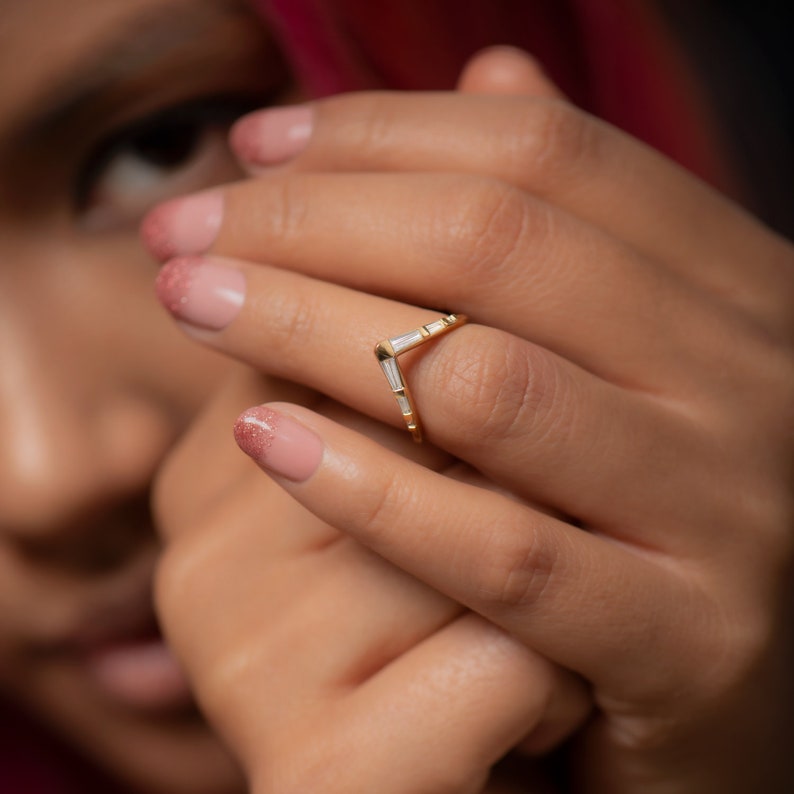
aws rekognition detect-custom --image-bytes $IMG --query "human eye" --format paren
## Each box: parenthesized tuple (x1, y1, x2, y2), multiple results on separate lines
(75, 95, 261, 231)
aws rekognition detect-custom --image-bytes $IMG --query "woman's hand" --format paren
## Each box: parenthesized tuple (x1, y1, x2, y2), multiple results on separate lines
(144, 49, 794, 792)
(152, 367, 589, 793)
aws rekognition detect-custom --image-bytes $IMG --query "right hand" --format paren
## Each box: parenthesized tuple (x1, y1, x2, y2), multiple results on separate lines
(152, 367, 590, 793)
(146, 47, 794, 793)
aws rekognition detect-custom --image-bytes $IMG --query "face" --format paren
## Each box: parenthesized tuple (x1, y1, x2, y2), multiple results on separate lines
(0, 1, 293, 791)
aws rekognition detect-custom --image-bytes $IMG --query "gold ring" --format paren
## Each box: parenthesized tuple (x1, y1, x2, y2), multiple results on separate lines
(375, 313, 468, 443)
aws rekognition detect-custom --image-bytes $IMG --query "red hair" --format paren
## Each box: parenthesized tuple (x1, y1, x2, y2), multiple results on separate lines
(255, 0, 735, 193)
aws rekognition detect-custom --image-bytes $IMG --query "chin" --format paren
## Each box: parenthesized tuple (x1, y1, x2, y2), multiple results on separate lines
(95, 718, 247, 794)
(17, 662, 247, 794)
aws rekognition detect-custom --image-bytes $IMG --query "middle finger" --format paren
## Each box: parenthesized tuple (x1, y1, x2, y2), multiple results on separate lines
(144, 171, 739, 395)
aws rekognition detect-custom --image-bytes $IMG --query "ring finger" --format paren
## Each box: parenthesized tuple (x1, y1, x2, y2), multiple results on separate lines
(154, 256, 722, 552)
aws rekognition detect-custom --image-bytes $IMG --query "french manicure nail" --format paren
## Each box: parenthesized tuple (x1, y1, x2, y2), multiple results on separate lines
(141, 189, 223, 260)
(233, 406, 323, 482)
(155, 256, 245, 331)
(230, 106, 314, 165)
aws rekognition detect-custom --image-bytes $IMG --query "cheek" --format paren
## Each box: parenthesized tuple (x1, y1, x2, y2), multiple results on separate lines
(63, 240, 232, 413)
(0, 238, 242, 793)
(0, 235, 231, 529)
(3, 656, 243, 794)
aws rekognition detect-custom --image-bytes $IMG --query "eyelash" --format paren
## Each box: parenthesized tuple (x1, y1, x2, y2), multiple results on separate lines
(73, 93, 263, 212)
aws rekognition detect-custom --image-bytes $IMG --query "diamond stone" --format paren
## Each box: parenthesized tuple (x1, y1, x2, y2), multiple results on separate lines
(423, 319, 447, 335)
(389, 328, 425, 354)
(379, 357, 404, 390)
(395, 394, 413, 416)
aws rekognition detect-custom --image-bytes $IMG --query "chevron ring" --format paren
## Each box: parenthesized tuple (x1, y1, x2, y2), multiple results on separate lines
(374, 313, 468, 443)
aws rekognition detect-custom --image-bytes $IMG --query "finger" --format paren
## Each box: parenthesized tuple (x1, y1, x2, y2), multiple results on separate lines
(156, 486, 460, 746)
(312, 614, 589, 794)
(152, 365, 314, 539)
(222, 92, 790, 317)
(231, 403, 710, 696)
(157, 467, 589, 791)
(154, 255, 725, 550)
(145, 172, 741, 394)
(456, 46, 562, 97)
(244, 613, 588, 794)
(159, 512, 459, 710)
(153, 363, 450, 542)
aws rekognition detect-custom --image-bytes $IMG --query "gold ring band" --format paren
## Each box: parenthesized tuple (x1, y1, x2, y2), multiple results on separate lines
(375, 313, 468, 443)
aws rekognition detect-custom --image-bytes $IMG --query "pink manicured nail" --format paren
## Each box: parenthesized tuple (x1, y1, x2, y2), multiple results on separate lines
(155, 257, 244, 331)
(141, 190, 223, 261)
(234, 406, 323, 482)
(230, 106, 314, 165)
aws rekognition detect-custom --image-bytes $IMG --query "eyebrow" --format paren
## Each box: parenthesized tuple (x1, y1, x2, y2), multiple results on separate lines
(5, 0, 260, 146)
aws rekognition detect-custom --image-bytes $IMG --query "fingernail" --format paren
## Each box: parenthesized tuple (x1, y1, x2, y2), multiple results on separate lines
(230, 105, 314, 166)
(234, 406, 323, 482)
(141, 189, 223, 261)
(155, 256, 245, 331)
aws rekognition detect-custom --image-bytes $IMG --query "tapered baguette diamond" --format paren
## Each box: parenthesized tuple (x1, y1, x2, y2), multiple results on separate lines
(423, 319, 448, 335)
(395, 394, 413, 416)
(379, 356, 404, 390)
(389, 328, 425, 354)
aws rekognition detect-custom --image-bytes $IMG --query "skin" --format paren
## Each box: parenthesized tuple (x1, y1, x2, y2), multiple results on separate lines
(2, 0, 793, 790)
(0, 0, 297, 791)
(146, 48, 794, 793)
(0, 3, 585, 792)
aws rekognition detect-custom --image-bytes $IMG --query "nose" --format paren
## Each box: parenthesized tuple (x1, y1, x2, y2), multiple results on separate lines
(0, 307, 170, 540)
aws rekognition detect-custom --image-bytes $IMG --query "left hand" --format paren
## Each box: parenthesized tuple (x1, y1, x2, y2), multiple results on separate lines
(144, 49, 794, 792)
(153, 368, 587, 794)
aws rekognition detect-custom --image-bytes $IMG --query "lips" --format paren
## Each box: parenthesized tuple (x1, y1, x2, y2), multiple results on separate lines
(76, 620, 193, 712)
(41, 558, 194, 713)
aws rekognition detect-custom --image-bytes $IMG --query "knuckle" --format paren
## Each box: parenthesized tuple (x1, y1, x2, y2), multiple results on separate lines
(324, 91, 397, 161)
(522, 99, 598, 181)
(431, 178, 531, 279)
(475, 519, 558, 612)
(154, 528, 220, 633)
(153, 538, 195, 629)
(155, 532, 271, 716)
(607, 713, 679, 755)
(432, 329, 567, 449)
(267, 285, 321, 354)
(264, 177, 311, 249)
(349, 463, 412, 545)
(668, 575, 780, 707)
(228, 175, 311, 258)
(702, 608, 776, 702)
(197, 637, 265, 719)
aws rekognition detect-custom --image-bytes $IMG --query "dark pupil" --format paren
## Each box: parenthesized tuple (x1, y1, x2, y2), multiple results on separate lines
(132, 120, 203, 169)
